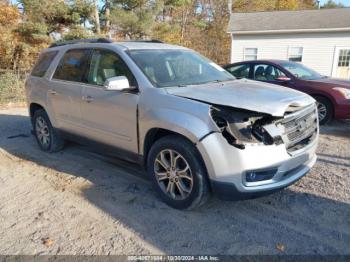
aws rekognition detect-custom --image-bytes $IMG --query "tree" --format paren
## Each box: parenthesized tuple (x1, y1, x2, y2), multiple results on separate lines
(232, 0, 316, 12)
(0, 3, 21, 70)
(109, 0, 162, 39)
(321, 0, 346, 8)
(19, 0, 94, 34)
(2, 0, 95, 70)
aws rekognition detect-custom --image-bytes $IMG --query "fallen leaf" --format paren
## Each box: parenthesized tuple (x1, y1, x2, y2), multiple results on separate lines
(276, 243, 286, 252)
(42, 238, 54, 247)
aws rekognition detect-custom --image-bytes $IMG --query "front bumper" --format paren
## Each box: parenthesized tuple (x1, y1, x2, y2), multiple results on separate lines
(197, 132, 318, 199)
(335, 100, 350, 119)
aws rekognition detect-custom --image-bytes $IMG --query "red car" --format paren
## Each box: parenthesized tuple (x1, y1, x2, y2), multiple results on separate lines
(224, 60, 350, 125)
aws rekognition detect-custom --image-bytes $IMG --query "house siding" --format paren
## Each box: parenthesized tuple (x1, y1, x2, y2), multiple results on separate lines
(231, 32, 350, 77)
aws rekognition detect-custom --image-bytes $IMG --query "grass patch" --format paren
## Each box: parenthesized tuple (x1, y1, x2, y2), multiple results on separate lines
(0, 71, 26, 104)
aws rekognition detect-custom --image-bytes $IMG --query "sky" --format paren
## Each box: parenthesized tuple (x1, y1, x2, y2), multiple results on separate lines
(319, 0, 350, 5)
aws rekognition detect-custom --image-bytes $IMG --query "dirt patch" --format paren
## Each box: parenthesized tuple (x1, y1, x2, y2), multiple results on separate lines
(0, 102, 27, 110)
(0, 108, 349, 255)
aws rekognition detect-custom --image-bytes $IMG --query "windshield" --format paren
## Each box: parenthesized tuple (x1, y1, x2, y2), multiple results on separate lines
(280, 62, 324, 80)
(128, 49, 235, 88)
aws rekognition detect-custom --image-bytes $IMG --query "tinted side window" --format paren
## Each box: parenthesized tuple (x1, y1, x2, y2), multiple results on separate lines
(226, 64, 250, 79)
(31, 51, 58, 77)
(53, 49, 91, 82)
(87, 49, 136, 86)
(253, 64, 286, 81)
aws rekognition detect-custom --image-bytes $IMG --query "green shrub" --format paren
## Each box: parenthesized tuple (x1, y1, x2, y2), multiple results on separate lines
(0, 71, 26, 103)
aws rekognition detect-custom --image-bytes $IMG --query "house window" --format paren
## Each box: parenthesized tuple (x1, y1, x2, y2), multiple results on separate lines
(289, 47, 303, 62)
(244, 48, 257, 61)
(338, 49, 350, 67)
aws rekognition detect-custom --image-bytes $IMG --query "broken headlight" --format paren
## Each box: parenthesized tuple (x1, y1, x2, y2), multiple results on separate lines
(210, 106, 278, 149)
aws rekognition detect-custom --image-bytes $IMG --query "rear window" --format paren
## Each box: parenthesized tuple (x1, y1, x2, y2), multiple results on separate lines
(53, 49, 91, 83)
(31, 51, 58, 77)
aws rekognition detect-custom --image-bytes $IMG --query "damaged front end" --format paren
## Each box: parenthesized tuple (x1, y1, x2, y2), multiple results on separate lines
(210, 105, 283, 150)
(210, 104, 318, 153)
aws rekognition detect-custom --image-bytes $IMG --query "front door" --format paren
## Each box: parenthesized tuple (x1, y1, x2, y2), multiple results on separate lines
(251, 63, 291, 87)
(80, 49, 139, 153)
(335, 49, 350, 79)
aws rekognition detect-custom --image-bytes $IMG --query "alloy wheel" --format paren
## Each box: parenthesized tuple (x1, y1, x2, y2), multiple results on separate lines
(317, 102, 327, 122)
(35, 116, 50, 147)
(154, 149, 193, 200)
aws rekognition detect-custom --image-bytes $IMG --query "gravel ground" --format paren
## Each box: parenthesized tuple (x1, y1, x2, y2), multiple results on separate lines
(0, 107, 349, 255)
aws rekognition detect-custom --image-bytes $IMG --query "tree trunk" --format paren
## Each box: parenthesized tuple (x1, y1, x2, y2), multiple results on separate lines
(105, 0, 111, 36)
(94, 0, 101, 34)
(180, 9, 189, 43)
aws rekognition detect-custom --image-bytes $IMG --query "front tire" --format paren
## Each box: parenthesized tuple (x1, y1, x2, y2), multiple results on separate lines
(147, 135, 210, 210)
(314, 96, 333, 125)
(32, 109, 65, 152)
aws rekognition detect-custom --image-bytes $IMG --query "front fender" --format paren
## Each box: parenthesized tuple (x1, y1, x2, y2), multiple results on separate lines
(139, 107, 218, 155)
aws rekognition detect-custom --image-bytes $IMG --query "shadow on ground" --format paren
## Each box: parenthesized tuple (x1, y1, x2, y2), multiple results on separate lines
(320, 120, 350, 139)
(0, 113, 349, 255)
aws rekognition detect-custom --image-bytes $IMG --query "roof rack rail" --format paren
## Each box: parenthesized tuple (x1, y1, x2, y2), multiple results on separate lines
(125, 39, 164, 43)
(49, 38, 113, 48)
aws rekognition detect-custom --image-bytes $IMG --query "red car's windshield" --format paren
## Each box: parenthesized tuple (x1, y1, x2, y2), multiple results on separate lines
(281, 62, 325, 80)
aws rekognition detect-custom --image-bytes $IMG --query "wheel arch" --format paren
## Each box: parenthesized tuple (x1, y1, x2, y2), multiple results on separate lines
(143, 128, 195, 167)
(311, 94, 335, 118)
(143, 128, 212, 194)
(142, 128, 210, 179)
(29, 103, 45, 120)
(310, 93, 335, 106)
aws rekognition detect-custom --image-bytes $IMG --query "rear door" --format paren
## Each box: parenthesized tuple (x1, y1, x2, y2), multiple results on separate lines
(49, 48, 91, 134)
(80, 48, 139, 153)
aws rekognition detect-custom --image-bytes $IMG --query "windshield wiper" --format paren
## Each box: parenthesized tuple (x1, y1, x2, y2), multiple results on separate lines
(194, 79, 233, 85)
(175, 79, 234, 87)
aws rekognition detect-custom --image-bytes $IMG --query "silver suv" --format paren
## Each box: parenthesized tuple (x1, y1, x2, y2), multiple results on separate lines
(26, 39, 318, 209)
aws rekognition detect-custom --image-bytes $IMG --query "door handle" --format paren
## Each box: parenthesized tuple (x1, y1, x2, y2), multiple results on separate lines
(49, 89, 57, 95)
(82, 96, 94, 103)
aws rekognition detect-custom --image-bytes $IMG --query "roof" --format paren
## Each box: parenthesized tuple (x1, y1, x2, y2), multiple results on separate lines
(116, 42, 187, 50)
(224, 59, 298, 67)
(47, 39, 187, 51)
(228, 8, 350, 34)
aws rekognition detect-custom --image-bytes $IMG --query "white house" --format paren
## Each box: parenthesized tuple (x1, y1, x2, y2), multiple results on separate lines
(228, 8, 350, 79)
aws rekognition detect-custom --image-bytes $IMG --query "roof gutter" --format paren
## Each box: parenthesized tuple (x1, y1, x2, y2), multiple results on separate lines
(228, 27, 350, 35)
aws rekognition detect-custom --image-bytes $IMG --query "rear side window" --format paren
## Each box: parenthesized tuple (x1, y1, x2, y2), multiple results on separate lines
(53, 49, 91, 82)
(31, 51, 58, 77)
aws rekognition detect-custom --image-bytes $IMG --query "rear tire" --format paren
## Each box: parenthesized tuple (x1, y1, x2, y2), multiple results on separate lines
(314, 96, 333, 125)
(32, 109, 65, 152)
(147, 135, 210, 210)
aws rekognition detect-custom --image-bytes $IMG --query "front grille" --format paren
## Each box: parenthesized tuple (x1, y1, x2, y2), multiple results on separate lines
(278, 105, 318, 153)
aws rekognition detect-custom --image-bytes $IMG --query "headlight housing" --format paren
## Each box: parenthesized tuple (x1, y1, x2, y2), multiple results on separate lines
(333, 87, 350, 99)
(210, 106, 279, 149)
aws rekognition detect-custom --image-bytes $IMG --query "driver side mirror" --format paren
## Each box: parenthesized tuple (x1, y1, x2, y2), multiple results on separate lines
(104, 76, 135, 91)
(275, 76, 291, 82)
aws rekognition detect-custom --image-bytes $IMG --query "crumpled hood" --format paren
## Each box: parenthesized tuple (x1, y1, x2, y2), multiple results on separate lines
(166, 79, 315, 117)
